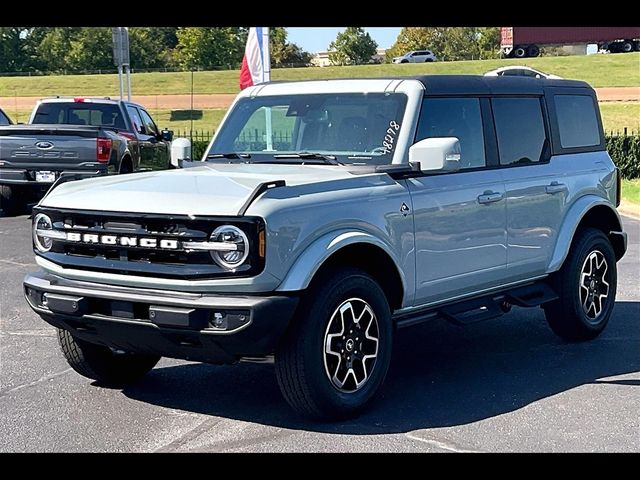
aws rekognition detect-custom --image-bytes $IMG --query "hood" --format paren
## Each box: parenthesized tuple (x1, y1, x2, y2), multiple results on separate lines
(41, 163, 373, 216)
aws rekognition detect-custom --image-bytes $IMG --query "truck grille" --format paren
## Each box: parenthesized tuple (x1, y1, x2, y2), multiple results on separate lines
(34, 207, 264, 279)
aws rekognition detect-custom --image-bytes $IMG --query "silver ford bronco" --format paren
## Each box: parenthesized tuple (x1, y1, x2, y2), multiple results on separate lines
(24, 76, 627, 419)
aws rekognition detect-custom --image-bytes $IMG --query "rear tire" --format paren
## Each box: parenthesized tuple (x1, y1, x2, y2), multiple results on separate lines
(275, 268, 393, 420)
(527, 44, 540, 57)
(58, 329, 160, 386)
(544, 228, 617, 341)
(0, 185, 25, 216)
(621, 40, 634, 53)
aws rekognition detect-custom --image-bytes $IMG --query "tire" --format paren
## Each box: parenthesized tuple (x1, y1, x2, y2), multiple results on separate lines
(527, 44, 540, 57)
(621, 41, 634, 53)
(400, 59, 409, 63)
(514, 46, 527, 58)
(275, 268, 393, 420)
(58, 329, 160, 386)
(425, 58, 434, 63)
(0, 185, 25, 216)
(544, 228, 617, 342)
(634, 40, 640, 52)
(119, 158, 133, 174)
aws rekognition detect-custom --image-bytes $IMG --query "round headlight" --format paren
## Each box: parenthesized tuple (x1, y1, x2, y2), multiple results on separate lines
(210, 225, 249, 269)
(33, 213, 54, 253)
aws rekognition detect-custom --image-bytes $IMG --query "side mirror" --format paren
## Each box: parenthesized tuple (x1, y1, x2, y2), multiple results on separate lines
(409, 137, 461, 173)
(161, 129, 174, 142)
(170, 137, 192, 168)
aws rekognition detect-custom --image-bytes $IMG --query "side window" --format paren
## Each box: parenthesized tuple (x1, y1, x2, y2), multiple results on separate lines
(492, 97, 547, 166)
(415, 97, 486, 170)
(554, 95, 601, 148)
(0, 110, 10, 125)
(139, 109, 159, 137)
(126, 106, 145, 135)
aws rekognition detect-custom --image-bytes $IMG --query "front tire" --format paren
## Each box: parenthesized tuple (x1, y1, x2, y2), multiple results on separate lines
(514, 45, 527, 58)
(544, 228, 617, 341)
(58, 329, 160, 386)
(275, 268, 393, 420)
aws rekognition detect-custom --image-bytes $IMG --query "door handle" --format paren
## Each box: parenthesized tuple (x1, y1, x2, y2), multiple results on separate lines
(477, 191, 504, 204)
(545, 182, 567, 194)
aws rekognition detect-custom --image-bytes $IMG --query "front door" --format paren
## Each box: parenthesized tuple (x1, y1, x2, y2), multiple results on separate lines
(139, 108, 170, 170)
(408, 97, 507, 306)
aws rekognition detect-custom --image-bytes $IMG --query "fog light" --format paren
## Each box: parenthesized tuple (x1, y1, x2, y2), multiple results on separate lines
(208, 310, 250, 331)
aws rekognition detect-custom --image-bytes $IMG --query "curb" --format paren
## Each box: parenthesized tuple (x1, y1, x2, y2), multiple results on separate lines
(618, 200, 639, 220)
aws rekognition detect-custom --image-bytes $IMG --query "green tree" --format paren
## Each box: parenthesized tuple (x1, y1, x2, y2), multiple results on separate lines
(0, 27, 29, 72)
(386, 27, 501, 63)
(129, 27, 178, 69)
(64, 27, 114, 72)
(328, 27, 377, 66)
(476, 27, 501, 59)
(175, 27, 246, 70)
(32, 28, 78, 72)
(384, 27, 432, 62)
(269, 27, 312, 67)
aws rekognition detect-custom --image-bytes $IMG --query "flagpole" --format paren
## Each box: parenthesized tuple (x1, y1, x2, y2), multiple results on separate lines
(262, 27, 273, 151)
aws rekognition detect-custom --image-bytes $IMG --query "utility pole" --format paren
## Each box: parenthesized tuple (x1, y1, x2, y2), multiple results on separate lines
(112, 27, 131, 101)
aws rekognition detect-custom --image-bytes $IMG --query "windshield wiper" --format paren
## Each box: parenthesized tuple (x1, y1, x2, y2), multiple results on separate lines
(207, 152, 252, 160)
(272, 152, 343, 165)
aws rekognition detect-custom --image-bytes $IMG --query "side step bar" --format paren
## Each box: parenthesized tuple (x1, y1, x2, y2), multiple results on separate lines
(395, 282, 559, 329)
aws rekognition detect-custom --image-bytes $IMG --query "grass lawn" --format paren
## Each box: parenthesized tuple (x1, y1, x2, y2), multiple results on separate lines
(599, 102, 640, 134)
(7, 100, 639, 136)
(622, 179, 640, 205)
(0, 53, 638, 97)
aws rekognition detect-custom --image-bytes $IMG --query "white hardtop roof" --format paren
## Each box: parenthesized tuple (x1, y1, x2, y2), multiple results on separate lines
(238, 78, 424, 98)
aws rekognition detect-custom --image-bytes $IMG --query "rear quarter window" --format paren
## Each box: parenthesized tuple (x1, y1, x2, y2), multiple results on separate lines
(554, 95, 601, 148)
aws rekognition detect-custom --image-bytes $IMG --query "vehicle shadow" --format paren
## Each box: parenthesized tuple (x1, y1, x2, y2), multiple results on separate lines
(122, 301, 640, 434)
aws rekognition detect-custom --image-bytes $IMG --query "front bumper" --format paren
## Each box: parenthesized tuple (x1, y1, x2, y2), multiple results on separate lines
(24, 270, 299, 364)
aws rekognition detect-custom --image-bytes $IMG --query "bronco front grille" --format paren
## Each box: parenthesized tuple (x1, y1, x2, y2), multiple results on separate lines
(34, 207, 265, 279)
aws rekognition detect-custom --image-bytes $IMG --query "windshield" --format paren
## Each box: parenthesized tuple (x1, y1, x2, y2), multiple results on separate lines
(209, 92, 408, 165)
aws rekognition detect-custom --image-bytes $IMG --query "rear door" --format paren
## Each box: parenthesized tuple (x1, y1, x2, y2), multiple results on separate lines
(407, 96, 508, 306)
(493, 96, 563, 281)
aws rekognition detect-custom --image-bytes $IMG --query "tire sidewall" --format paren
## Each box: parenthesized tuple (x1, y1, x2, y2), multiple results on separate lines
(566, 231, 617, 334)
(299, 270, 392, 416)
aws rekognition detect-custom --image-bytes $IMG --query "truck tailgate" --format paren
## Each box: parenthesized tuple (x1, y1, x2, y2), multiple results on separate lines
(0, 125, 100, 169)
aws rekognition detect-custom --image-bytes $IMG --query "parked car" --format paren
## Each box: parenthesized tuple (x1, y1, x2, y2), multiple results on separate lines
(0, 107, 12, 125)
(0, 97, 173, 215)
(484, 66, 562, 79)
(392, 50, 437, 63)
(24, 75, 626, 420)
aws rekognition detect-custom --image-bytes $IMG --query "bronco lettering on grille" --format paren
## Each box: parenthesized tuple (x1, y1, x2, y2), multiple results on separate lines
(65, 232, 179, 249)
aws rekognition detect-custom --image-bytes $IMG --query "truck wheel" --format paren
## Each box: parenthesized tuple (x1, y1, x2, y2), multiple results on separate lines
(634, 40, 640, 52)
(0, 185, 25, 216)
(275, 268, 393, 420)
(514, 46, 527, 58)
(621, 40, 634, 53)
(544, 228, 617, 341)
(58, 329, 160, 386)
(527, 44, 540, 57)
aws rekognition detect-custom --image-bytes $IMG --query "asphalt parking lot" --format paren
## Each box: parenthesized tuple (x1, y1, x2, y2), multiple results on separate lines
(0, 212, 638, 452)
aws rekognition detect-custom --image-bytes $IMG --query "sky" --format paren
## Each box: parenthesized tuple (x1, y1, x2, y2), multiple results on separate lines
(287, 27, 402, 53)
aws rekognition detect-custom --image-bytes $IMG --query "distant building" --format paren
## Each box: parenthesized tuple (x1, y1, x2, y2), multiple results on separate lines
(311, 48, 387, 67)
